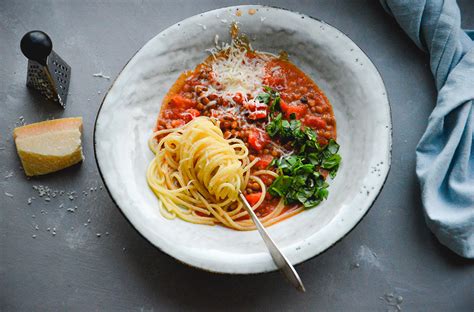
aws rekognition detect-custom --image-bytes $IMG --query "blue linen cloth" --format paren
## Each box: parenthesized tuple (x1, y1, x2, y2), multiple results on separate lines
(380, 0, 474, 258)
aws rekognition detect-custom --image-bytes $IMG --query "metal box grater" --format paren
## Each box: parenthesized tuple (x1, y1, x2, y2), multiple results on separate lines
(21, 31, 71, 107)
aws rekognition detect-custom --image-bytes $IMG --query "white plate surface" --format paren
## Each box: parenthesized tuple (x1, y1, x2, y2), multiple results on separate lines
(94, 5, 391, 274)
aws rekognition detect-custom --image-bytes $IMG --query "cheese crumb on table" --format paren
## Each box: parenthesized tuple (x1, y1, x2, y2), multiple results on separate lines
(13, 117, 84, 176)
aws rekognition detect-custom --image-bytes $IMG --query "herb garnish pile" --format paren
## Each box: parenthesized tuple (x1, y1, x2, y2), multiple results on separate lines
(256, 87, 342, 209)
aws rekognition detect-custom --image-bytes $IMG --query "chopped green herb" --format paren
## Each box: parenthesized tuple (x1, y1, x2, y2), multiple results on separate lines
(262, 87, 342, 209)
(257, 86, 281, 113)
(268, 152, 335, 208)
(269, 97, 281, 113)
(255, 92, 271, 104)
(321, 154, 341, 170)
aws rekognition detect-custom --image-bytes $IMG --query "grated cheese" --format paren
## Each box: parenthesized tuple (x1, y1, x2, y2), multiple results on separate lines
(195, 36, 293, 162)
(202, 40, 268, 108)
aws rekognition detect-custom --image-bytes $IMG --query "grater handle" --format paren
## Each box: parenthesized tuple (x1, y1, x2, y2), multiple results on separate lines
(20, 31, 52, 66)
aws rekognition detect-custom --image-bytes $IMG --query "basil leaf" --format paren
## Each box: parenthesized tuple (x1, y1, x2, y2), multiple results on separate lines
(256, 86, 282, 113)
(307, 153, 320, 165)
(321, 154, 341, 170)
(266, 113, 282, 137)
(268, 175, 292, 197)
(264, 92, 342, 210)
(294, 163, 314, 174)
(263, 86, 274, 93)
(318, 187, 329, 200)
(256, 92, 271, 104)
(305, 128, 317, 141)
(327, 139, 339, 154)
(276, 155, 302, 174)
(270, 96, 281, 113)
(303, 198, 322, 208)
(296, 188, 315, 204)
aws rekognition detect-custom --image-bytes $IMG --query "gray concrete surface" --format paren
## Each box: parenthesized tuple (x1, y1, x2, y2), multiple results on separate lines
(1, 0, 473, 311)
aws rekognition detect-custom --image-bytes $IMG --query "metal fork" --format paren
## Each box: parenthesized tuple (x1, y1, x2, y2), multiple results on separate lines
(238, 191, 306, 292)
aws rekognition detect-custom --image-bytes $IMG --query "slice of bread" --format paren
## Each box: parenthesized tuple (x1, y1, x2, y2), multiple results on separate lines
(13, 117, 84, 176)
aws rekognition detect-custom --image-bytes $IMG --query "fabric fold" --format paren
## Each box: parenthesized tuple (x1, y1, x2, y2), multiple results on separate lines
(380, 0, 474, 258)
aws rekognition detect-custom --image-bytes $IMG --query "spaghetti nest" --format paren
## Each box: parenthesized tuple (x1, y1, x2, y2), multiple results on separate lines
(147, 116, 288, 230)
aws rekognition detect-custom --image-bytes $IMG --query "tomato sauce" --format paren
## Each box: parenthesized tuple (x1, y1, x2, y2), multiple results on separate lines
(264, 59, 336, 145)
(155, 52, 337, 219)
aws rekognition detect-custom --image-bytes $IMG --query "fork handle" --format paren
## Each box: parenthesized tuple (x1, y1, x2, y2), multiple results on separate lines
(238, 191, 306, 292)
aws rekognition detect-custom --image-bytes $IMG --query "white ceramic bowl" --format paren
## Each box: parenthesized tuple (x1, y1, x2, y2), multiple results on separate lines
(94, 5, 391, 274)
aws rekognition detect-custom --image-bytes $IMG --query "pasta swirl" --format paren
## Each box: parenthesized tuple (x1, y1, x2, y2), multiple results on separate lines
(147, 116, 292, 230)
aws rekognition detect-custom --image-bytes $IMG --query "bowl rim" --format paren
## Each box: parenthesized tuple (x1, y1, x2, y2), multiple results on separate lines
(93, 4, 392, 274)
